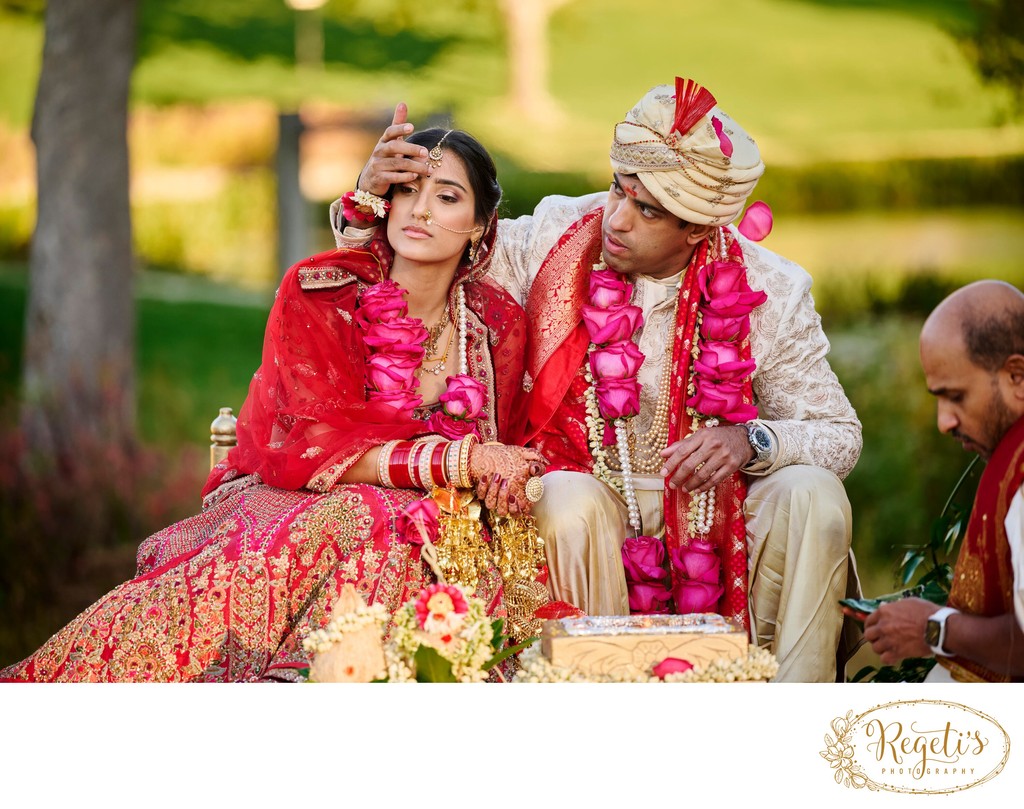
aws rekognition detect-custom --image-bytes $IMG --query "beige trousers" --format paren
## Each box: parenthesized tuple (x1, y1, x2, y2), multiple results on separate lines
(532, 466, 859, 683)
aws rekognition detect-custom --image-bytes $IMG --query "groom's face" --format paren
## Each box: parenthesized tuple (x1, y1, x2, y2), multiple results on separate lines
(601, 173, 697, 280)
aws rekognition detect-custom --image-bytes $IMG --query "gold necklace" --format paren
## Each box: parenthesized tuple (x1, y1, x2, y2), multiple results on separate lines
(417, 321, 455, 376)
(422, 312, 449, 357)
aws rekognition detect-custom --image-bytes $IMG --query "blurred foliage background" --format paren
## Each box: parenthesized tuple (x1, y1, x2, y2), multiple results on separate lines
(0, 0, 1022, 670)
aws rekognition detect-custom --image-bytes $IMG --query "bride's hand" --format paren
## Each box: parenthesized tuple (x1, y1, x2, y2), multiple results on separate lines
(468, 443, 547, 517)
(356, 103, 431, 197)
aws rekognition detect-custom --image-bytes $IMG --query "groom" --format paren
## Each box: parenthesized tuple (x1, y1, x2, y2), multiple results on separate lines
(333, 78, 862, 682)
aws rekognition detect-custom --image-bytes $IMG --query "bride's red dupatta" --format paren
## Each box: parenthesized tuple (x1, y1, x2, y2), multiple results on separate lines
(203, 222, 526, 496)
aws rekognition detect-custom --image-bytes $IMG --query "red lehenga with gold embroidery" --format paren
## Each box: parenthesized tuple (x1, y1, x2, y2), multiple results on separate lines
(0, 231, 528, 683)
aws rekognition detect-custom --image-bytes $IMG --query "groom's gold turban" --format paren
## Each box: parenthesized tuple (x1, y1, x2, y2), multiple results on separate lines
(609, 78, 764, 226)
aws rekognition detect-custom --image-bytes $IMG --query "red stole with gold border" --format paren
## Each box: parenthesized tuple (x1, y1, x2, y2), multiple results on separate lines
(940, 414, 1024, 682)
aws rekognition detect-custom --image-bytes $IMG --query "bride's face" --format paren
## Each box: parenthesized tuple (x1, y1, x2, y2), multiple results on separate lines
(387, 151, 480, 267)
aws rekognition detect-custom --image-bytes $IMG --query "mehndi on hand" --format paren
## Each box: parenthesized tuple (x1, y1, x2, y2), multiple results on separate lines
(468, 443, 547, 517)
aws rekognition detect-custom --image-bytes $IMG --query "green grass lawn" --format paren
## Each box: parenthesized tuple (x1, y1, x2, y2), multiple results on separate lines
(0, 265, 270, 452)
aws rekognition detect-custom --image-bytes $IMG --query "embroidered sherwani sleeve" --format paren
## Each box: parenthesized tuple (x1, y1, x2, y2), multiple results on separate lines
(744, 240, 862, 480)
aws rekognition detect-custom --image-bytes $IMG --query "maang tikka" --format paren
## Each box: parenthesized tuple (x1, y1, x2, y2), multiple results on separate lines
(428, 130, 452, 169)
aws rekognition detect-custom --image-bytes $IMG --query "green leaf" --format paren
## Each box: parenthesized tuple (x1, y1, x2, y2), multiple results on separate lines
(484, 637, 537, 670)
(413, 645, 458, 683)
(297, 667, 310, 681)
(489, 619, 505, 653)
(900, 553, 925, 585)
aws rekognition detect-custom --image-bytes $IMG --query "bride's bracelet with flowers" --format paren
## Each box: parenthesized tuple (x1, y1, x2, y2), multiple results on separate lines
(341, 188, 390, 226)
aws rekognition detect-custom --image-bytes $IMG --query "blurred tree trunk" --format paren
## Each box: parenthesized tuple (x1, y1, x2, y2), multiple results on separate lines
(21, 0, 138, 460)
(499, 0, 572, 120)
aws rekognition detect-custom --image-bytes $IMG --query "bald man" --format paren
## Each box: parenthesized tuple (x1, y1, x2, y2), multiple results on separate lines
(864, 280, 1024, 682)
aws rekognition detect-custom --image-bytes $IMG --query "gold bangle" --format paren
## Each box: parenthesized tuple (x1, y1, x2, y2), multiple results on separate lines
(458, 433, 478, 489)
(418, 439, 437, 489)
(447, 438, 462, 487)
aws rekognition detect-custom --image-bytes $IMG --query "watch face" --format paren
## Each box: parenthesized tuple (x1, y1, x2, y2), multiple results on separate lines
(751, 426, 772, 453)
(925, 619, 941, 647)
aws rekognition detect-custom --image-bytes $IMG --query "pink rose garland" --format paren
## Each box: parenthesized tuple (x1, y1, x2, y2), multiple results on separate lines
(357, 281, 488, 436)
(685, 259, 767, 424)
(358, 281, 424, 415)
(671, 539, 724, 614)
(621, 535, 672, 614)
(582, 269, 644, 436)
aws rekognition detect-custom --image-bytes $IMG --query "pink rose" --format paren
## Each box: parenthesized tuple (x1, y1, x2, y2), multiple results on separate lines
(594, 376, 641, 420)
(438, 374, 487, 420)
(622, 537, 671, 613)
(367, 389, 421, 416)
(397, 497, 440, 546)
(629, 581, 673, 614)
(588, 269, 631, 308)
(356, 281, 407, 330)
(686, 378, 757, 423)
(701, 288, 768, 319)
(366, 354, 421, 392)
(426, 410, 480, 440)
(589, 341, 644, 381)
(652, 657, 694, 679)
(673, 580, 724, 614)
(737, 201, 773, 242)
(711, 116, 733, 158)
(693, 341, 756, 383)
(700, 311, 749, 342)
(673, 540, 720, 584)
(622, 535, 669, 584)
(581, 304, 643, 346)
(363, 318, 429, 355)
(699, 260, 747, 299)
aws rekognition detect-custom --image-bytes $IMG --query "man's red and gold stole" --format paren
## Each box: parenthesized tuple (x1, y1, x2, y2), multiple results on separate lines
(940, 414, 1024, 682)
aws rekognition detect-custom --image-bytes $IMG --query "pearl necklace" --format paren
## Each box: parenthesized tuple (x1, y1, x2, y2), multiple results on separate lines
(629, 283, 681, 474)
(457, 283, 468, 374)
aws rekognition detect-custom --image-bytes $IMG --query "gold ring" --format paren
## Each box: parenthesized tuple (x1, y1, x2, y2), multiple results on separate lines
(525, 476, 545, 503)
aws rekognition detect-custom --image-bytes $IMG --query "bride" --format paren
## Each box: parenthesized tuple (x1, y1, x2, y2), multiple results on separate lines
(1, 124, 546, 682)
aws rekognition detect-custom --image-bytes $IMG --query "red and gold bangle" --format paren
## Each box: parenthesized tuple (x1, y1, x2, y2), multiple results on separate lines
(377, 440, 400, 487)
(387, 441, 415, 488)
(408, 440, 429, 488)
(430, 441, 450, 487)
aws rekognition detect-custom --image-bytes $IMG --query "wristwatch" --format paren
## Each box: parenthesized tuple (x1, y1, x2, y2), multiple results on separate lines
(925, 606, 959, 657)
(745, 422, 774, 467)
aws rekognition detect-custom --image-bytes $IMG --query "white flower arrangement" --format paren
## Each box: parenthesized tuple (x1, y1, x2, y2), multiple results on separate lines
(388, 583, 497, 683)
(302, 582, 521, 683)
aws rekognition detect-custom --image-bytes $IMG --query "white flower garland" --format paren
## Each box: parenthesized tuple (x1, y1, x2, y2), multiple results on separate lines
(512, 642, 779, 683)
(301, 601, 390, 656)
